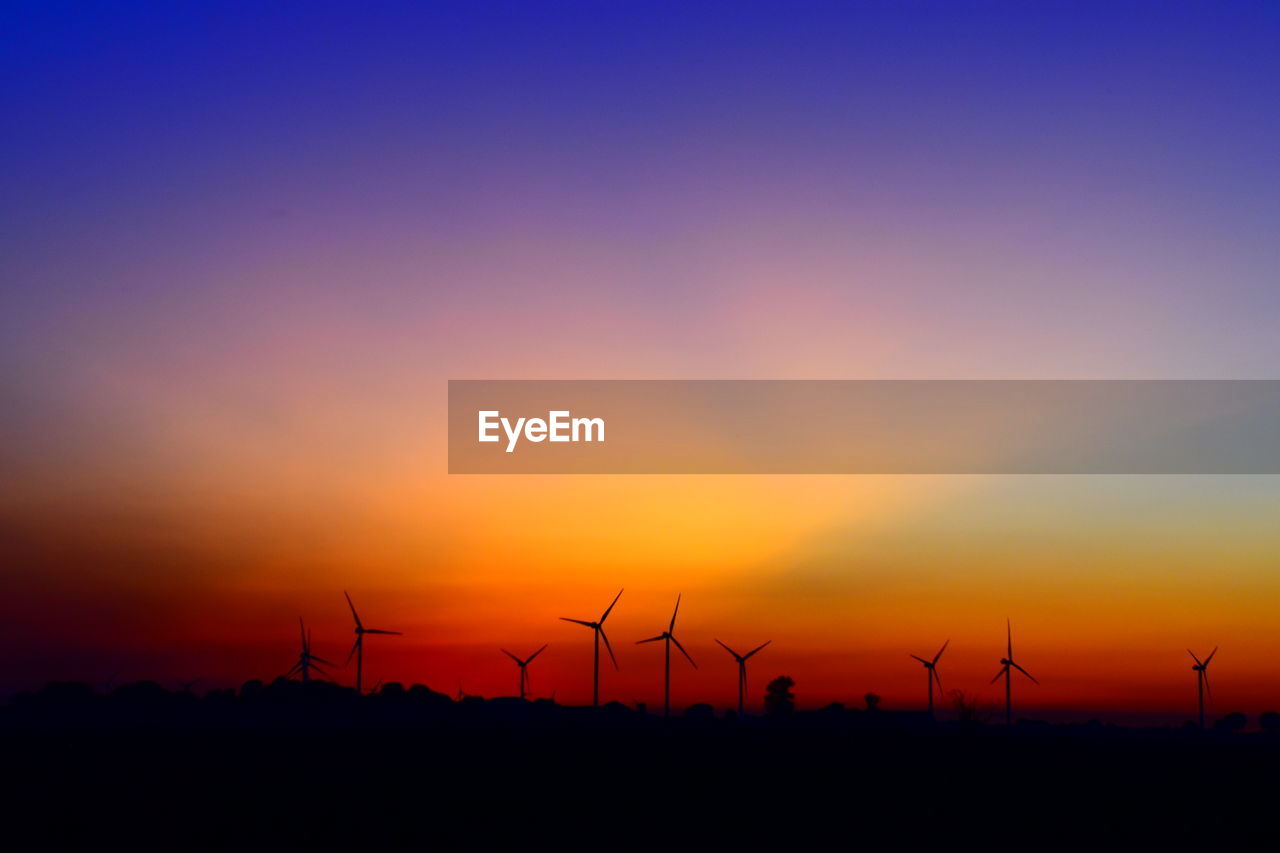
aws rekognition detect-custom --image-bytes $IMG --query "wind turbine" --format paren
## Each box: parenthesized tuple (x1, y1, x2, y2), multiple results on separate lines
(991, 620, 1037, 725)
(287, 617, 334, 684)
(636, 594, 697, 717)
(910, 639, 949, 715)
(502, 644, 548, 700)
(560, 588, 623, 707)
(344, 591, 402, 695)
(715, 638, 770, 715)
(1188, 647, 1218, 728)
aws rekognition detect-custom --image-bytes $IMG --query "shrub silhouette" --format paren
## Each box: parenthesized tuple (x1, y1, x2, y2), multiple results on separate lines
(864, 692, 881, 711)
(948, 689, 990, 724)
(764, 676, 795, 716)
(684, 702, 715, 722)
(1259, 711, 1280, 732)
(1213, 712, 1247, 733)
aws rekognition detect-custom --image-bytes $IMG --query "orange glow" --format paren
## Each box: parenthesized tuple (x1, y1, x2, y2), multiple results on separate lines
(8, 435, 1280, 724)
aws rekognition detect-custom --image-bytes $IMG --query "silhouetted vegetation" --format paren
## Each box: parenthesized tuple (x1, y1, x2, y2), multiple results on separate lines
(1213, 711, 1248, 733)
(5, 676, 1280, 846)
(949, 689, 991, 724)
(764, 676, 795, 716)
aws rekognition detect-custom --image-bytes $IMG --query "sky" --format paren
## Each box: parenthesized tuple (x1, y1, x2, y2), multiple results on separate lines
(3, 2, 1280, 721)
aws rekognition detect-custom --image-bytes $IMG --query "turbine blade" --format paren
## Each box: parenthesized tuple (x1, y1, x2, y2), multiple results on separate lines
(744, 640, 771, 659)
(1011, 661, 1039, 684)
(344, 591, 362, 629)
(1187, 649, 1203, 666)
(299, 617, 307, 649)
(1203, 670, 1212, 698)
(363, 629, 401, 635)
(600, 588, 624, 623)
(909, 654, 929, 664)
(991, 665, 1008, 684)
(345, 638, 361, 666)
(527, 643, 548, 662)
(561, 618, 594, 628)
(599, 627, 619, 669)
(310, 656, 335, 666)
(715, 638, 741, 659)
(1204, 646, 1218, 667)
(669, 594, 681, 632)
(502, 649, 521, 663)
(636, 635, 665, 644)
(933, 639, 950, 664)
(933, 667, 944, 691)
(671, 634, 697, 669)
(1006, 619, 1012, 658)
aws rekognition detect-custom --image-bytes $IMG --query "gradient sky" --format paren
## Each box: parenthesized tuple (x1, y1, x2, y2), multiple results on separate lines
(4, 2, 1280, 721)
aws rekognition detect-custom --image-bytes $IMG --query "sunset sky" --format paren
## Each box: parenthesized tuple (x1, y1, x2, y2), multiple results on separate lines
(4, 3, 1280, 721)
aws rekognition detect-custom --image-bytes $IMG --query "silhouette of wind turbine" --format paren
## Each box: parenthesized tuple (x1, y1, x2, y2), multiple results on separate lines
(910, 639, 949, 715)
(715, 638, 770, 715)
(991, 620, 1037, 725)
(637, 594, 697, 717)
(560, 588, 623, 707)
(1188, 647, 1218, 728)
(344, 591, 401, 695)
(287, 617, 334, 684)
(502, 644, 548, 700)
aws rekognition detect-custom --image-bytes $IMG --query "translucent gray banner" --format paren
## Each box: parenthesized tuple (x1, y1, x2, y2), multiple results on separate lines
(447, 380, 1280, 474)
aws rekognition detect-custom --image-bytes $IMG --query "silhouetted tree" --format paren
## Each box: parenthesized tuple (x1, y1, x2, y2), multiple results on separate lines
(1213, 712, 1247, 733)
(1259, 711, 1280, 732)
(684, 702, 715, 722)
(948, 690, 989, 724)
(864, 692, 881, 711)
(765, 676, 795, 716)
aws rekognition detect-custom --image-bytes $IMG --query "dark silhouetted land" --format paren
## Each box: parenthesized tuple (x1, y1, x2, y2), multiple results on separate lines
(5, 679, 1279, 846)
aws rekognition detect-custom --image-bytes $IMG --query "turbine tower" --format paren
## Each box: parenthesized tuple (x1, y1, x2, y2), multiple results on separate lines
(715, 638, 770, 715)
(636, 594, 697, 717)
(560, 588, 623, 707)
(344, 591, 402, 695)
(1188, 647, 1218, 728)
(287, 617, 334, 683)
(991, 620, 1037, 725)
(501, 644, 548, 700)
(910, 639, 949, 715)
